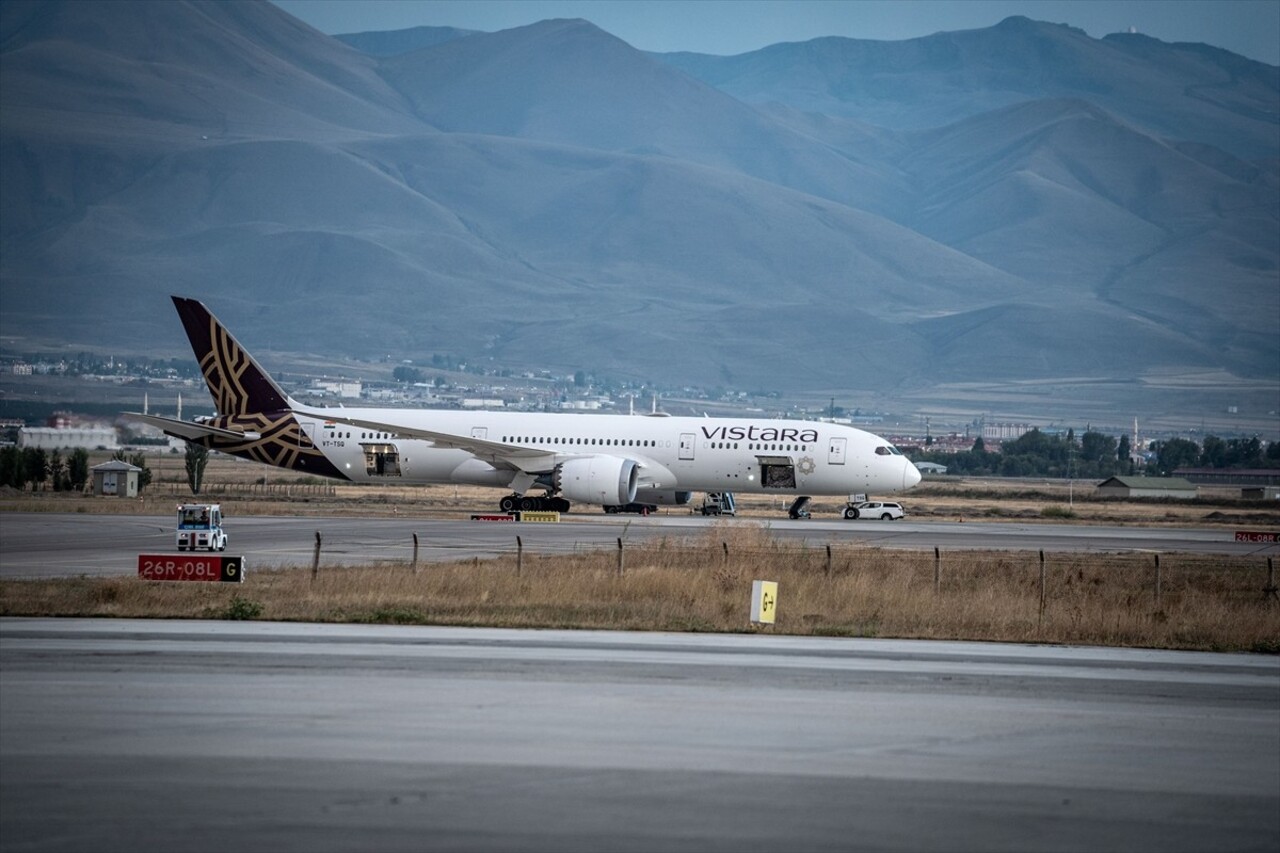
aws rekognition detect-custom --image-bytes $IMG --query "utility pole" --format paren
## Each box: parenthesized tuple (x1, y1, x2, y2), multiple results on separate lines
(1069, 443, 1075, 509)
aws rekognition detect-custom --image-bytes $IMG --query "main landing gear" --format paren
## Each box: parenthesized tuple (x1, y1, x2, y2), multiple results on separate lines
(499, 494, 571, 513)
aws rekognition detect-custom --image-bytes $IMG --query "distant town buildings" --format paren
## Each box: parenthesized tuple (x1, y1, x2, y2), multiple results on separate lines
(982, 422, 1032, 441)
(306, 380, 362, 399)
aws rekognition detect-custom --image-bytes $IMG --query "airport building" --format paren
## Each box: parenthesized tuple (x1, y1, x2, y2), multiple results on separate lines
(18, 424, 119, 451)
(1094, 476, 1197, 500)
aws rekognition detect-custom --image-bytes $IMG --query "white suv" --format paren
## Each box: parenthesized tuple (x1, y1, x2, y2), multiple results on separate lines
(844, 501, 905, 520)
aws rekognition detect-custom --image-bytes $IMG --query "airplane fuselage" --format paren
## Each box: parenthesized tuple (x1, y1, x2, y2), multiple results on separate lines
(270, 407, 919, 499)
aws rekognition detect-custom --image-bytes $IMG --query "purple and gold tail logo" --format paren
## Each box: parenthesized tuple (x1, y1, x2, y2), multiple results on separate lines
(173, 297, 347, 480)
(197, 412, 343, 478)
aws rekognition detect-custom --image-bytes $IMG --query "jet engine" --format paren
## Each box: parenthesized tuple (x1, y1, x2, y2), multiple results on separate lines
(554, 456, 638, 506)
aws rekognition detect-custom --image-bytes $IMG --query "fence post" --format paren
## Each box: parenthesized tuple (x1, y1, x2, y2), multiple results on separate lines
(1039, 550, 1046, 618)
(722, 541, 729, 566)
(1034, 548, 1044, 627)
(517, 535, 523, 577)
(412, 532, 419, 573)
(617, 537, 624, 576)
(1264, 556, 1277, 601)
(1154, 554, 1162, 608)
(311, 530, 321, 583)
(825, 544, 832, 577)
(934, 547, 940, 594)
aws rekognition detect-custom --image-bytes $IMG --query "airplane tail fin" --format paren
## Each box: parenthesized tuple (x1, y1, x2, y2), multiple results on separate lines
(171, 296, 292, 415)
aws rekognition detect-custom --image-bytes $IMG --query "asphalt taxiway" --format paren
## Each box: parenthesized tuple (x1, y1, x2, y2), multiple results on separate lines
(2, 618, 1277, 852)
(1, 512, 1275, 578)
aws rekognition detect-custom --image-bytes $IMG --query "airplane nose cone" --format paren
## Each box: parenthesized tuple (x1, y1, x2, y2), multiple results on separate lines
(904, 460, 922, 490)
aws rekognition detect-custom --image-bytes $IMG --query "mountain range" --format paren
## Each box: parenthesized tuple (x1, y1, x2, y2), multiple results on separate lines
(1, 1, 1276, 426)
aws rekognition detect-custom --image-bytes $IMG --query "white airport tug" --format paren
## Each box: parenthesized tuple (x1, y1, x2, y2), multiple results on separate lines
(176, 503, 227, 552)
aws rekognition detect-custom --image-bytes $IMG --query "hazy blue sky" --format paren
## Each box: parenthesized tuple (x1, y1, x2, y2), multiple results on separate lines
(272, 0, 1279, 64)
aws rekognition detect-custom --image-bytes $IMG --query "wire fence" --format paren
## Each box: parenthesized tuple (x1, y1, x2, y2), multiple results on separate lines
(148, 481, 338, 498)
(301, 529, 1279, 607)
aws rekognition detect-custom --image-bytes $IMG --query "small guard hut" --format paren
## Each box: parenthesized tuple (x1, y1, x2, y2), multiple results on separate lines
(92, 460, 141, 498)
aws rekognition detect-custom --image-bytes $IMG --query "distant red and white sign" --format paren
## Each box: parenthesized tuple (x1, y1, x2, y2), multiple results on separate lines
(1234, 531, 1278, 543)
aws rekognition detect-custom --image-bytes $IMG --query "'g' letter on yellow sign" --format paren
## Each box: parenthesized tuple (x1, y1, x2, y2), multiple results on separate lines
(751, 580, 777, 625)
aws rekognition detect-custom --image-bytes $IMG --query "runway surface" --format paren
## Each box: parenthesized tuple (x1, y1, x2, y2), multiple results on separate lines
(1, 618, 1276, 852)
(2, 511, 1275, 578)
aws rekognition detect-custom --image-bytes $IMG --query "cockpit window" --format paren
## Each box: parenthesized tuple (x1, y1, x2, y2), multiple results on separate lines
(875, 446, 903, 456)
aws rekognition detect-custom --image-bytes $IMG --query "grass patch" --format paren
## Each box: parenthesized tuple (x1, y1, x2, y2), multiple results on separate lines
(219, 595, 263, 621)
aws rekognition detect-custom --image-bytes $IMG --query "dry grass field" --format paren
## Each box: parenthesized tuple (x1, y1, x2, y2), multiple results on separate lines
(2, 524, 1276, 652)
(3, 452, 1277, 652)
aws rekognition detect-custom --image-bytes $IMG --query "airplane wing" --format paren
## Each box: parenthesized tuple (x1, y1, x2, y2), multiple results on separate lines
(123, 413, 260, 443)
(293, 409, 553, 471)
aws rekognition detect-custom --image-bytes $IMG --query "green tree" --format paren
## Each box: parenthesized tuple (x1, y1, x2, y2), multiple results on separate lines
(47, 450, 67, 491)
(68, 448, 90, 490)
(1079, 431, 1118, 477)
(1151, 438, 1199, 475)
(392, 365, 423, 384)
(1003, 429, 1069, 476)
(999, 455, 1032, 477)
(0, 446, 21, 488)
(24, 448, 48, 490)
(130, 452, 152, 492)
(185, 441, 209, 495)
(1199, 435, 1227, 468)
(1225, 437, 1264, 468)
(1116, 434, 1132, 474)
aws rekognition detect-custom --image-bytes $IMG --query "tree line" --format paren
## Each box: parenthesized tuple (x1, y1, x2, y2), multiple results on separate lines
(914, 430, 1279, 479)
(0, 447, 152, 492)
(1145, 435, 1278, 476)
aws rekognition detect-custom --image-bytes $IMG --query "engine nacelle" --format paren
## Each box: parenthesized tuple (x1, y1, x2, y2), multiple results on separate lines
(639, 490, 692, 506)
(554, 456, 639, 506)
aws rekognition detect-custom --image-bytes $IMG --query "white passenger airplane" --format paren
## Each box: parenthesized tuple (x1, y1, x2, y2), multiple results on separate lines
(129, 297, 921, 515)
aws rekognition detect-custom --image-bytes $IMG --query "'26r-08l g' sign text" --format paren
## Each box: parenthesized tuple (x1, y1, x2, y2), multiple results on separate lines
(137, 555, 244, 583)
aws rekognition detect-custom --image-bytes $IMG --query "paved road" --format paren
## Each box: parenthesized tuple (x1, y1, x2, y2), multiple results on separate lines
(0, 512, 1275, 579)
(1, 618, 1276, 853)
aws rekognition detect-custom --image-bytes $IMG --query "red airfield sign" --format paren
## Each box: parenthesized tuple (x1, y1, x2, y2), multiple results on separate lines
(137, 555, 244, 582)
